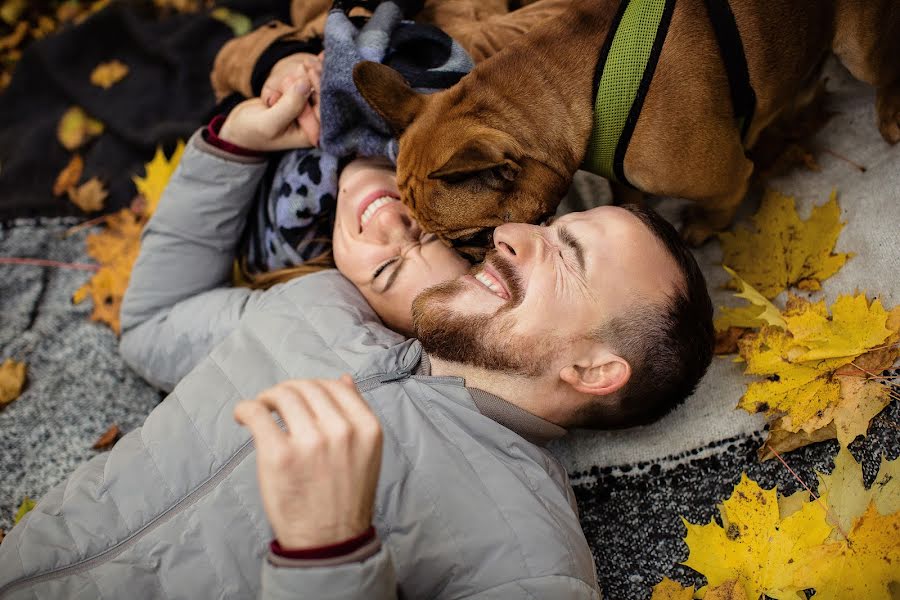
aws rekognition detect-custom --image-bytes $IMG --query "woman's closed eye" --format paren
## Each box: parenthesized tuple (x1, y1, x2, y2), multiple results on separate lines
(372, 257, 400, 281)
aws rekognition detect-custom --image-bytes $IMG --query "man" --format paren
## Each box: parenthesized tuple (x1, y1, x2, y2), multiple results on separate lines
(0, 205, 713, 599)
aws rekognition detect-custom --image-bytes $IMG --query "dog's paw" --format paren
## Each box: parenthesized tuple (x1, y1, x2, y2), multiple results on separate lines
(680, 221, 716, 247)
(876, 83, 900, 144)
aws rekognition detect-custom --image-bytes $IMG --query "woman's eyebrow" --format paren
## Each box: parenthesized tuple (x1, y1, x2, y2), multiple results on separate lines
(557, 224, 586, 275)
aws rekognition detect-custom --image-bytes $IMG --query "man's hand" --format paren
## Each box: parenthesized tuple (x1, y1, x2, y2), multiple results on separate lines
(261, 52, 323, 147)
(218, 68, 319, 152)
(234, 376, 383, 549)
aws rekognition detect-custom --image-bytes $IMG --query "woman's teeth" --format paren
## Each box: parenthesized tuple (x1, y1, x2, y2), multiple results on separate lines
(475, 271, 505, 298)
(361, 197, 397, 227)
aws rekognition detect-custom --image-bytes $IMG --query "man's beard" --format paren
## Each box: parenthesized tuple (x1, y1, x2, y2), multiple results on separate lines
(412, 252, 562, 378)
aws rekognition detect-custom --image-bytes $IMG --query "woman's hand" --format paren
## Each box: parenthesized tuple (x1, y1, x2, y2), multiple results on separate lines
(261, 52, 324, 147)
(218, 67, 320, 152)
(233, 376, 383, 549)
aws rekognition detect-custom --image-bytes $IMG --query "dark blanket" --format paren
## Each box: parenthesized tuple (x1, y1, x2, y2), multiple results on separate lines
(0, 0, 286, 222)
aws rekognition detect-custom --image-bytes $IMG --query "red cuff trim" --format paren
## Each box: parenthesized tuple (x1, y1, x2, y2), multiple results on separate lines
(270, 526, 376, 560)
(203, 115, 266, 158)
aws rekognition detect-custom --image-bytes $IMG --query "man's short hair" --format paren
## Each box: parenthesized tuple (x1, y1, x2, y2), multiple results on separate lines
(571, 204, 714, 429)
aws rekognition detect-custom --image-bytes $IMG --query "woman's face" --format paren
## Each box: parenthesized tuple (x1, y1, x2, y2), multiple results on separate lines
(332, 156, 470, 334)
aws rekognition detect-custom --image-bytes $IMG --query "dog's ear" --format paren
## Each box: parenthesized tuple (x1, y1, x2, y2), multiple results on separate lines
(353, 62, 424, 134)
(428, 137, 522, 184)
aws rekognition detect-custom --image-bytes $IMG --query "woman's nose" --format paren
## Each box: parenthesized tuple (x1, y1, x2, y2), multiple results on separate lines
(377, 207, 419, 241)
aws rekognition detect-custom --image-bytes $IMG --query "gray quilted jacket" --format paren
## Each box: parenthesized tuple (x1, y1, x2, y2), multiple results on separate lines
(0, 133, 600, 599)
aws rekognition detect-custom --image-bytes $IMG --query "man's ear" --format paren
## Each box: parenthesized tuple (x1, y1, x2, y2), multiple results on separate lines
(559, 351, 631, 397)
(428, 137, 522, 183)
(353, 62, 424, 134)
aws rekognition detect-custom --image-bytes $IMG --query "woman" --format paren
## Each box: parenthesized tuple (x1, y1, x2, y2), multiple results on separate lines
(119, 71, 469, 392)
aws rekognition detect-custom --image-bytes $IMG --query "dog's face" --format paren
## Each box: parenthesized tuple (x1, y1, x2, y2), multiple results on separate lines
(354, 62, 568, 260)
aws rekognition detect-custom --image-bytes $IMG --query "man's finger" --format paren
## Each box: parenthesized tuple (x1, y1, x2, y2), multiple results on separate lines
(283, 380, 350, 438)
(234, 400, 287, 444)
(254, 386, 318, 438)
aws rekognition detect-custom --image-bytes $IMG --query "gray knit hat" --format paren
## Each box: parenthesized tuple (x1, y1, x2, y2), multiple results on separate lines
(242, 1, 473, 273)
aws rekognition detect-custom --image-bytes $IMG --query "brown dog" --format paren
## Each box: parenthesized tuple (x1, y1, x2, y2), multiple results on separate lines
(353, 0, 900, 254)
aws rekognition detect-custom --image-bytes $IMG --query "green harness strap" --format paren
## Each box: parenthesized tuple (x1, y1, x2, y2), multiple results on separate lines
(582, 0, 677, 184)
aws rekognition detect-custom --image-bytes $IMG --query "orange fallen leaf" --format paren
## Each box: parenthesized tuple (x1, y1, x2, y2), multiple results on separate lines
(31, 15, 56, 39)
(67, 177, 108, 213)
(56, 0, 81, 22)
(0, 21, 27, 51)
(0, 358, 27, 406)
(57, 107, 104, 151)
(53, 154, 84, 196)
(90, 60, 128, 89)
(92, 424, 121, 449)
(73, 208, 145, 333)
(0, 0, 26, 25)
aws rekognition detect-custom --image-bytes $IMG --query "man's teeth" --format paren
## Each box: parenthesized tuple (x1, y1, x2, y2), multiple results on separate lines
(475, 271, 505, 297)
(361, 197, 397, 227)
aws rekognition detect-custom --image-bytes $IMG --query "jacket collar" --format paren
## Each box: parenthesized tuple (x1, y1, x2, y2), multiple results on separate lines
(415, 353, 567, 447)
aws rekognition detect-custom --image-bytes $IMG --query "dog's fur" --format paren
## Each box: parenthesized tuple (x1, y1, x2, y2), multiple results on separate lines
(354, 0, 900, 254)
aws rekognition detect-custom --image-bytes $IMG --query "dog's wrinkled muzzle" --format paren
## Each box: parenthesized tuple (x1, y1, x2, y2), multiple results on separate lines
(447, 227, 494, 262)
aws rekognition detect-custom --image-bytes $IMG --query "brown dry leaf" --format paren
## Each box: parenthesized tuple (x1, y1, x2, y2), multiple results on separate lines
(73, 209, 145, 333)
(715, 326, 747, 355)
(0, 528, 4, 544)
(90, 60, 128, 89)
(57, 107, 104, 151)
(92, 424, 121, 449)
(67, 177, 108, 213)
(0, 70, 10, 91)
(0, 358, 27, 406)
(704, 579, 747, 600)
(53, 154, 84, 196)
(0, 20, 26, 51)
(758, 420, 837, 460)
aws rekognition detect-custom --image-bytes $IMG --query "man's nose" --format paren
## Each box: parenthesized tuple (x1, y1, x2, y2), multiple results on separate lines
(492, 222, 543, 263)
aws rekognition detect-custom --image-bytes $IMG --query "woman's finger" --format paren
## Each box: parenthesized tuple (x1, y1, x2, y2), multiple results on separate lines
(283, 380, 350, 438)
(264, 77, 314, 134)
(298, 102, 320, 147)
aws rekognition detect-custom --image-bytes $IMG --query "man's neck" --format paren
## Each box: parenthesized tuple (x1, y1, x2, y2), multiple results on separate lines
(429, 356, 571, 427)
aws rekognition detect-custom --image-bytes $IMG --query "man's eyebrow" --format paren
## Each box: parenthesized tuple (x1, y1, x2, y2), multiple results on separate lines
(557, 224, 586, 275)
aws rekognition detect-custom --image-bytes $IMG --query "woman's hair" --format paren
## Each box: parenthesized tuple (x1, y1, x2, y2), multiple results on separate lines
(237, 245, 336, 291)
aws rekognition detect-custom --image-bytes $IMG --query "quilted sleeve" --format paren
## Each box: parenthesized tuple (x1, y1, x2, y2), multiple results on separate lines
(119, 129, 269, 391)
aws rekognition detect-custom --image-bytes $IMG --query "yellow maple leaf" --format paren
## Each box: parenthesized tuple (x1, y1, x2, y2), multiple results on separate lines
(89, 59, 129, 89)
(737, 294, 898, 450)
(718, 190, 851, 299)
(73, 209, 145, 334)
(816, 448, 900, 537)
(0, 358, 27, 405)
(13, 496, 35, 524)
(682, 474, 832, 600)
(649, 577, 694, 599)
(795, 504, 900, 600)
(57, 106, 104, 151)
(784, 294, 893, 361)
(715, 266, 786, 333)
(132, 141, 185, 217)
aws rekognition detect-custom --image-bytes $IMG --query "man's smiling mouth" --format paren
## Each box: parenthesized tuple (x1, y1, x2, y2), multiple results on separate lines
(473, 268, 510, 300)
